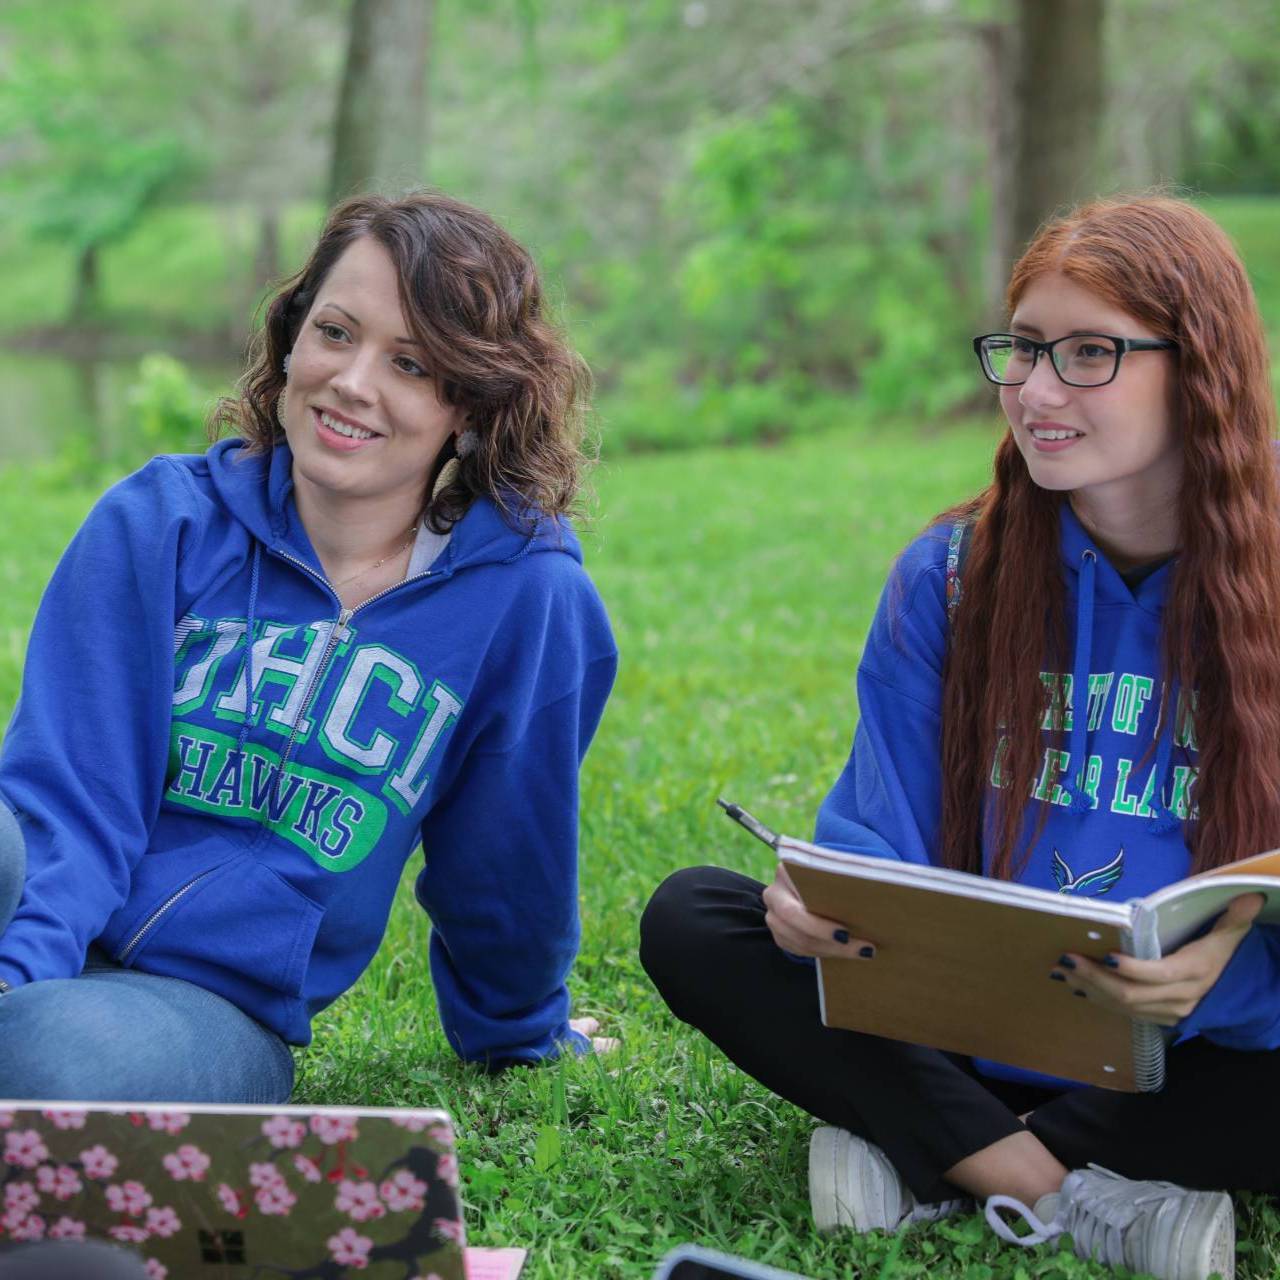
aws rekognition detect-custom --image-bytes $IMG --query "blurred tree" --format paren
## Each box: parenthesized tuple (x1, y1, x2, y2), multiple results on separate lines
(0, 0, 205, 323)
(329, 0, 433, 201)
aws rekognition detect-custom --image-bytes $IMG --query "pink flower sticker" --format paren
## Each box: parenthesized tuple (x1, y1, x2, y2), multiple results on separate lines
(41, 1109, 88, 1130)
(5, 1181, 39, 1214)
(433, 1217, 465, 1244)
(327, 1226, 373, 1268)
(109, 1224, 150, 1244)
(10, 1212, 46, 1241)
(48, 1216, 86, 1241)
(216, 1184, 243, 1215)
(379, 1170, 428, 1213)
(255, 1181, 298, 1216)
(145, 1261, 168, 1280)
(0, 1110, 15, 1128)
(389, 1113, 433, 1132)
(106, 1181, 153, 1217)
(336, 1179, 385, 1222)
(146, 1205, 182, 1238)
(436, 1153, 459, 1187)
(262, 1115, 307, 1149)
(146, 1112, 191, 1135)
(4, 1130, 49, 1169)
(162, 1144, 210, 1181)
(428, 1124, 455, 1148)
(80, 1145, 119, 1179)
(293, 1154, 323, 1183)
(310, 1114, 359, 1145)
(37, 1164, 83, 1201)
(249, 1161, 285, 1189)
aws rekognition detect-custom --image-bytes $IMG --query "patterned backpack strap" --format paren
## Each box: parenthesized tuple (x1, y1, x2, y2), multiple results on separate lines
(944, 517, 974, 624)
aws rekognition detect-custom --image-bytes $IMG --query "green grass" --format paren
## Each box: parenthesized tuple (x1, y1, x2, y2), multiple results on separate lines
(2, 425, 1276, 1278)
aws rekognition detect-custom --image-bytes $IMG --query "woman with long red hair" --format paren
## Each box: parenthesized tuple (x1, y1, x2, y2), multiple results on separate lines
(642, 196, 1278, 1280)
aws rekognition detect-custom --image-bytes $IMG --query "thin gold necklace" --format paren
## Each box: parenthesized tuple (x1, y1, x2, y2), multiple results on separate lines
(331, 525, 419, 590)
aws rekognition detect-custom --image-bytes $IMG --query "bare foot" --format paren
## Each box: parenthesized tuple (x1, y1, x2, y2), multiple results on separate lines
(569, 1016, 620, 1055)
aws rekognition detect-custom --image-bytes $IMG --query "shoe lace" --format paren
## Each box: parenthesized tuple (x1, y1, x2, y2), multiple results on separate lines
(985, 1164, 1180, 1264)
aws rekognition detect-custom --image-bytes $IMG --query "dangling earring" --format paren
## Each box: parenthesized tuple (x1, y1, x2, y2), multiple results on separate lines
(431, 457, 459, 500)
(455, 429, 477, 458)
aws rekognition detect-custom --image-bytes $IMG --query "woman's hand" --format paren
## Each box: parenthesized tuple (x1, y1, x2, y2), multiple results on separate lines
(569, 1016, 620, 1054)
(762, 863, 877, 960)
(1053, 893, 1264, 1025)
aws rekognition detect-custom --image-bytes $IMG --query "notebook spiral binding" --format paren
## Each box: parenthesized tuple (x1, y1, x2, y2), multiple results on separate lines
(1131, 1019, 1167, 1092)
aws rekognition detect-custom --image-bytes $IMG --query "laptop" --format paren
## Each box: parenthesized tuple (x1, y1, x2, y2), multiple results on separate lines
(0, 1101, 466, 1278)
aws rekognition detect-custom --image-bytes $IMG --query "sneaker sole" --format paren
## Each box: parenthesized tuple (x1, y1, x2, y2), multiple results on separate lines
(809, 1126, 896, 1234)
(1140, 1189, 1234, 1280)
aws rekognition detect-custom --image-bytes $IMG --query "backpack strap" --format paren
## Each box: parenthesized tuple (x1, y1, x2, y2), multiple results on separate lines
(945, 518, 974, 624)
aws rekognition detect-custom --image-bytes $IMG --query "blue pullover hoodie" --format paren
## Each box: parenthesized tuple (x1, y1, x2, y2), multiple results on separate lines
(815, 503, 1280, 1087)
(0, 439, 617, 1064)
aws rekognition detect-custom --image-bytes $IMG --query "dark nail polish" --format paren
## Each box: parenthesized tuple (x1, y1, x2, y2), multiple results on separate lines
(1104, 955, 1120, 969)
(1073, 989, 1087, 999)
(833, 929, 850, 945)
(858, 945, 875, 959)
(1049, 971, 1066, 982)
(1057, 955, 1077, 970)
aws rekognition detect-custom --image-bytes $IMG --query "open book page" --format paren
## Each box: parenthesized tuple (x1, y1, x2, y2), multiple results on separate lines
(1141, 848, 1280, 953)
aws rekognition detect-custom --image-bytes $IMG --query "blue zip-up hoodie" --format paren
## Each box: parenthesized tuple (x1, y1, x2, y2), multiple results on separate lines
(815, 502, 1280, 1087)
(0, 439, 617, 1064)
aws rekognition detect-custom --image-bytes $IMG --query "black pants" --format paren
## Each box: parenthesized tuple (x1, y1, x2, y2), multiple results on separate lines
(640, 866, 1280, 1204)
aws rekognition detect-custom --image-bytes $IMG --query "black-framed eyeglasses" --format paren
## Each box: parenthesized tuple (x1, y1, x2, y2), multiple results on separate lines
(973, 332, 1178, 388)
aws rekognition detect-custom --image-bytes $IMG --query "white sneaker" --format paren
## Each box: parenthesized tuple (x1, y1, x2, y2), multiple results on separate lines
(808, 1126, 972, 1234)
(986, 1164, 1235, 1280)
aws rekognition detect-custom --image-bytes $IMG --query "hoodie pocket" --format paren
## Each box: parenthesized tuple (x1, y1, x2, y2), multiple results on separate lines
(107, 851, 323, 998)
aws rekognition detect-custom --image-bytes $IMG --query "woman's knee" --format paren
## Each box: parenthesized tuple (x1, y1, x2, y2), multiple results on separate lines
(640, 864, 758, 994)
(0, 972, 294, 1103)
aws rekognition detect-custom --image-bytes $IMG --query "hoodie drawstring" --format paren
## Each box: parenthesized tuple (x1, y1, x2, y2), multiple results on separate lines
(235, 542, 262, 759)
(1060, 545, 1180, 832)
(1147, 687, 1181, 834)
(1062, 550, 1096, 815)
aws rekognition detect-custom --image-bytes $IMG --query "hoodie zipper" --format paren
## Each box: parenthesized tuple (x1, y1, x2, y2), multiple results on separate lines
(262, 549, 442, 810)
(116, 869, 219, 962)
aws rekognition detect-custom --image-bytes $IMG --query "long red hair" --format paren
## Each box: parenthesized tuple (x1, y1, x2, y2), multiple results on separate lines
(940, 197, 1280, 878)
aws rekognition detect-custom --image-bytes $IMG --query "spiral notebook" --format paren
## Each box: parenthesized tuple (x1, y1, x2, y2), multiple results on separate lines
(720, 800, 1280, 1091)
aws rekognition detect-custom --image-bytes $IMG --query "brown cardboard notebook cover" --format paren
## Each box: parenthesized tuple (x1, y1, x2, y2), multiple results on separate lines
(780, 840, 1280, 1092)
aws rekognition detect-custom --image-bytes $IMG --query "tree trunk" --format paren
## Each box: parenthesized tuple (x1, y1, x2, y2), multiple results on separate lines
(984, 0, 1106, 317)
(1008, 0, 1106, 262)
(69, 243, 101, 324)
(253, 207, 281, 288)
(329, 0, 433, 204)
(980, 19, 1020, 326)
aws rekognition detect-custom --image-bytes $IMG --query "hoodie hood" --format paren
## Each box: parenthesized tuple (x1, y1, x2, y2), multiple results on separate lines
(204, 436, 584, 580)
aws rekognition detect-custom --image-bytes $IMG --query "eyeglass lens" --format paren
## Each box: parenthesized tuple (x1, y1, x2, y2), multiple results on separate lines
(982, 335, 1119, 386)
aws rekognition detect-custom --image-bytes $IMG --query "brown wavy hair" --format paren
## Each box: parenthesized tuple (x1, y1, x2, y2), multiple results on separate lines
(940, 196, 1280, 878)
(211, 191, 592, 532)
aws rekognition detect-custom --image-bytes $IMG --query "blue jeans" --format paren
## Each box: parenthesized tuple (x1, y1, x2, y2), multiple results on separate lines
(0, 803, 294, 1103)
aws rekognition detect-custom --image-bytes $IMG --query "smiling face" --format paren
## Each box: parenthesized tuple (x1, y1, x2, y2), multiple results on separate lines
(1000, 272, 1180, 515)
(280, 235, 464, 519)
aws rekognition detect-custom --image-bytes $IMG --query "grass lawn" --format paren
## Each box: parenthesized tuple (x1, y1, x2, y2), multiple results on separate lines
(3, 424, 1279, 1278)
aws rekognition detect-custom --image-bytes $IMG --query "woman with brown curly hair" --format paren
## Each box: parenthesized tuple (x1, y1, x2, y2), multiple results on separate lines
(642, 197, 1277, 1280)
(0, 191, 617, 1101)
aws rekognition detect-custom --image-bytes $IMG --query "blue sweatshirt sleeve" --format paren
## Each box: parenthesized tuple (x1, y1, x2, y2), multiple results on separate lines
(0, 460, 200, 989)
(814, 533, 950, 866)
(1175, 923, 1280, 1050)
(413, 596, 616, 1067)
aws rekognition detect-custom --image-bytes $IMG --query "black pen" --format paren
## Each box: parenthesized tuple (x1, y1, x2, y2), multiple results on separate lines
(716, 797, 780, 849)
